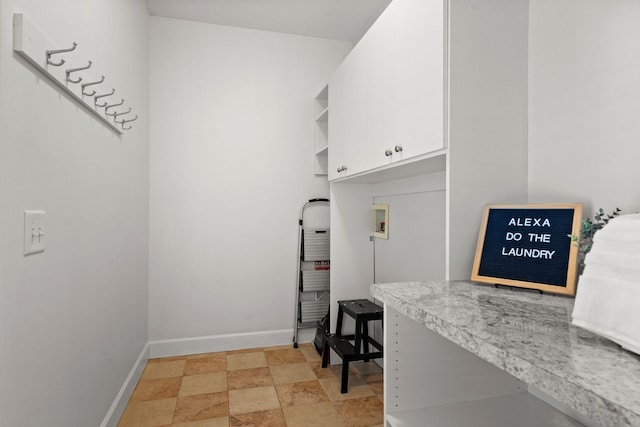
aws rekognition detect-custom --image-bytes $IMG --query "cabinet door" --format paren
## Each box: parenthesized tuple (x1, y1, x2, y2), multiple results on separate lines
(328, 46, 367, 180)
(361, 0, 399, 171)
(364, 0, 445, 167)
(394, 0, 445, 160)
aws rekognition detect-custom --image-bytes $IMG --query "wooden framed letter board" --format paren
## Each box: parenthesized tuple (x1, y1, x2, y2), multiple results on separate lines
(471, 204, 582, 296)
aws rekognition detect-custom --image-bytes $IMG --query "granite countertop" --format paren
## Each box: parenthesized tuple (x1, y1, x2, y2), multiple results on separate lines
(371, 280, 640, 427)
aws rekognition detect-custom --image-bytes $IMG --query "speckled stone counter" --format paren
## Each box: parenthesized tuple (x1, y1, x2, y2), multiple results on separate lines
(371, 280, 640, 427)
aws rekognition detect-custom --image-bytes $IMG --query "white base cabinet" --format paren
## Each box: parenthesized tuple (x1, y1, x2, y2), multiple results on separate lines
(384, 306, 584, 427)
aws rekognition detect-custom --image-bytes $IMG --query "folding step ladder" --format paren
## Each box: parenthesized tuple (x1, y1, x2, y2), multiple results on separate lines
(292, 198, 330, 348)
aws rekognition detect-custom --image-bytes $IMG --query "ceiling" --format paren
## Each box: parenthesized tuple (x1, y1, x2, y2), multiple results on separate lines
(145, 0, 392, 44)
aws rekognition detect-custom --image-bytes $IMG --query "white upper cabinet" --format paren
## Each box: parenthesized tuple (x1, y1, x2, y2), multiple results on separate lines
(329, 0, 445, 181)
(359, 1, 398, 171)
(329, 45, 368, 179)
(394, 0, 445, 160)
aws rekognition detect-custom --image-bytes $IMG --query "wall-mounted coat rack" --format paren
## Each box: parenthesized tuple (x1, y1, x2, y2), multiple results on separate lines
(12, 13, 138, 135)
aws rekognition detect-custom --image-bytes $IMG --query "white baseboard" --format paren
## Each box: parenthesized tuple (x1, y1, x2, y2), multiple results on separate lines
(100, 343, 150, 427)
(148, 328, 314, 358)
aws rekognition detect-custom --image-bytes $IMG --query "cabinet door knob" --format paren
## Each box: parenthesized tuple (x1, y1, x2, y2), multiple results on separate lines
(337, 165, 347, 173)
(394, 144, 403, 152)
(385, 149, 393, 157)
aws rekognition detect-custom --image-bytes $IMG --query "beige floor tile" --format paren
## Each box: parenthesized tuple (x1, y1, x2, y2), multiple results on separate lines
(313, 361, 361, 377)
(171, 417, 229, 427)
(184, 354, 227, 375)
(173, 392, 229, 423)
(227, 347, 267, 355)
(362, 368, 384, 396)
(262, 345, 292, 352)
(227, 351, 267, 370)
(335, 395, 384, 427)
(129, 377, 182, 403)
(350, 361, 383, 376)
(187, 352, 227, 359)
(264, 348, 307, 366)
(180, 372, 227, 396)
(318, 376, 374, 401)
(299, 343, 322, 363)
(228, 386, 280, 415)
(117, 397, 177, 427)
(269, 363, 317, 385)
(119, 345, 383, 427)
(282, 402, 345, 427)
(309, 361, 339, 379)
(275, 380, 329, 407)
(227, 367, 273, 390)
(172, 417, 229, 427)
(370, 380, 384, 396)
(229, 408, 287, 426)
(362, 372, 384, 384)
(141, 359, 186, 380)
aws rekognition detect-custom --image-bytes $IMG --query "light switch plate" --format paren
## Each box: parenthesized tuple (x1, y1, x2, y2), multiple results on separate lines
(24, 210, 45, 256)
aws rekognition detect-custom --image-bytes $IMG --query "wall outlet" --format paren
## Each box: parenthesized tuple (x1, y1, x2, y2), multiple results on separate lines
(24, 210, 46, 256)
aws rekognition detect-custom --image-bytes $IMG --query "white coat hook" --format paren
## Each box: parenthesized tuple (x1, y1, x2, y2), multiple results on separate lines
(94, 89, 115, 108)
(14, 14, 130, 134)
(117, 115, 138, 130)
(46, 42, 77, 66)
(81, 75, 105, 96)
(66, 60, 92, 84)
(105, 99, 124, 116)
(113, 108, 132, 121)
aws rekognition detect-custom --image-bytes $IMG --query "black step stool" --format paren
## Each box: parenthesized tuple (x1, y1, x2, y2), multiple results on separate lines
(321, 299, 383, 393)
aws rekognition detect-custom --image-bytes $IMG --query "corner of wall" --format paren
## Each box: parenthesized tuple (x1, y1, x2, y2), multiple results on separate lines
(100, 343, 150, 427)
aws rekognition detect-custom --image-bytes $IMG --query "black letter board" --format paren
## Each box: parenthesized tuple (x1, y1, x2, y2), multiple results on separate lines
(471, 204, 582, 296)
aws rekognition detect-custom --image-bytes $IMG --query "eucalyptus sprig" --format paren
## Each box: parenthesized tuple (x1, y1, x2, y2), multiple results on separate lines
(568, 207, 621, 273)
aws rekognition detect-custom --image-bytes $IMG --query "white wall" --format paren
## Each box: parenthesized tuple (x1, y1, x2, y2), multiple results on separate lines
(148, 17, 351, 352)
(0, 1, 150, 426)
(528, 0, 640, 216)
(373, 173, 447, 283)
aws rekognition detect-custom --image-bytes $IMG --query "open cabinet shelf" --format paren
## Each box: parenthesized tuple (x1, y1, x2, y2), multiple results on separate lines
(314, 85, 329, 175)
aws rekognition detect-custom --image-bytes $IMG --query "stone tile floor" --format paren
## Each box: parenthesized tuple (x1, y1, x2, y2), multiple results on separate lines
(118, 343, 384, 426)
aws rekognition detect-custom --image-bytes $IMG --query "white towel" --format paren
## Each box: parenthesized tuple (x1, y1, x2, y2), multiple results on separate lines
(590, 229, 640, 253)
(572, 213, 640, 355)
(583, 235, 640, 278)
(603, 213, 640, 229)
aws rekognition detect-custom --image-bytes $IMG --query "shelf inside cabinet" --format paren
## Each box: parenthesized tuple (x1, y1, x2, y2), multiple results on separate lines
(314, 84, 330, 176)
(315, 107, 328, 123)
(315, 145, 328, 156)
(316, 85, 328, 102)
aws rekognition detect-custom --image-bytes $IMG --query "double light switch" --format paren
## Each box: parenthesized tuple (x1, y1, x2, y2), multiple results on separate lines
(24, 210, 46, 256)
